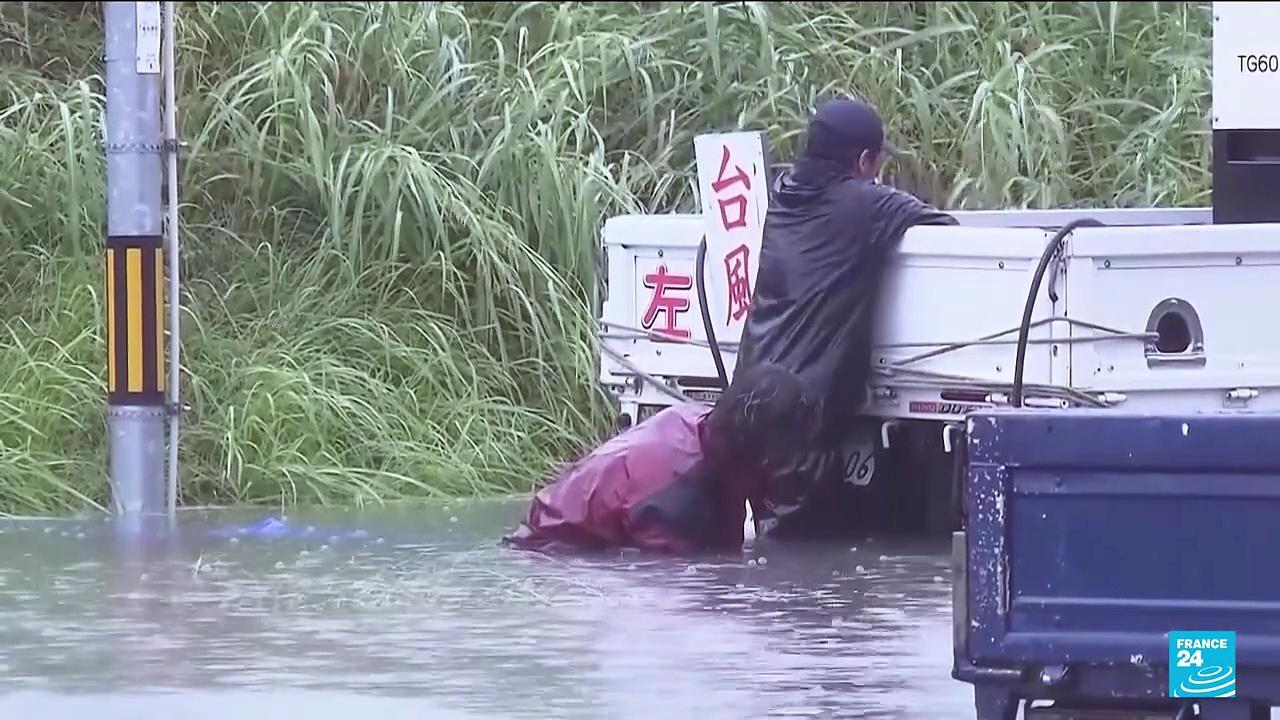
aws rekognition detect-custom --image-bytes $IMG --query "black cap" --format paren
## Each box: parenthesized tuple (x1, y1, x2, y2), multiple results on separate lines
(802, 97, 890, 164)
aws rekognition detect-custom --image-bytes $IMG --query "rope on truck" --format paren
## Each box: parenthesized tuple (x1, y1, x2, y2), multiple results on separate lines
(598, 341, 705, 406)
(602, 211, 1148, 413)
(599, 315, 1156, 410)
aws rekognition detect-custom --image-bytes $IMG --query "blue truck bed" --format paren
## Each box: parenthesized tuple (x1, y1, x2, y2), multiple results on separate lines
(953, 408, 1280, 720)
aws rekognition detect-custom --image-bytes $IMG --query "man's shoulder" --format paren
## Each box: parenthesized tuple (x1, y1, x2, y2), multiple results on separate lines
(769, 171, 954, 225)
(820, 178, 938, 216)
(821, 176, 917, 204)
(863, 179, 927, 204)
(863, 182, 956, 225)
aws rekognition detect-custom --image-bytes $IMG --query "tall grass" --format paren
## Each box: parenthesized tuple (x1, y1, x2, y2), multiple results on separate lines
(0, 1, 1212, 514)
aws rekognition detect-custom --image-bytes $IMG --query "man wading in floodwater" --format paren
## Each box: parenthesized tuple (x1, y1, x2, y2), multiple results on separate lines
(505, 97, 952, 554)
(734, 97, 956, 539)
(504, 363, 818, 554)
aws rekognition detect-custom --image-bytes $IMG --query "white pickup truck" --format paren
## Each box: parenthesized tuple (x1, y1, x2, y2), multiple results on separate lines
(595, 130, 1280, 513)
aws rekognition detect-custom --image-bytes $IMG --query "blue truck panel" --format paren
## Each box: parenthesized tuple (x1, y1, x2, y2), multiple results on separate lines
(955, 408, 1280, 719)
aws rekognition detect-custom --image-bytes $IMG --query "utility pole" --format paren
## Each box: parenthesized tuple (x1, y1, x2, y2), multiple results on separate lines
(104, 1, 167, 515)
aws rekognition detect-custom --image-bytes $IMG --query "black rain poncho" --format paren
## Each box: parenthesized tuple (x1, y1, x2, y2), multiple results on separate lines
(732, 157, 956, 536)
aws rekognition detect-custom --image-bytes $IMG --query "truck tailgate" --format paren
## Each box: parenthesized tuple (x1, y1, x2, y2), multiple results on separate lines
(963, 409, 1280, 669)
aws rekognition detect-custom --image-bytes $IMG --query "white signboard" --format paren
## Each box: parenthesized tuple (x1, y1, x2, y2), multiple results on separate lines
(692, 132, 771, 343)
(135, 2, 162, 75)
(1212, 2, 1280, 129)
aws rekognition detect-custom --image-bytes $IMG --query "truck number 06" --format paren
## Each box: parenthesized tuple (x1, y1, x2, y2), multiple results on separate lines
(844, 449, 873, 483)
(1176, 649, 1204, 668)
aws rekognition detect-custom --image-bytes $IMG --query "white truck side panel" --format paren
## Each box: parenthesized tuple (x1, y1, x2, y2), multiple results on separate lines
(1066, 223, 1280, 411)
(599, 219, 1072, 422)
(867, 226, 1064, 421)
(598, 214, 734, 390)
(599, 216, 1280, 422)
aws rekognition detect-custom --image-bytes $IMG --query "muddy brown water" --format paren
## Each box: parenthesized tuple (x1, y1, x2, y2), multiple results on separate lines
(0, 499, 972, 719)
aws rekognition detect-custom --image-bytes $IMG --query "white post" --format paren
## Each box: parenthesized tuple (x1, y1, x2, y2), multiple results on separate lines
(162, 1, 181, 517)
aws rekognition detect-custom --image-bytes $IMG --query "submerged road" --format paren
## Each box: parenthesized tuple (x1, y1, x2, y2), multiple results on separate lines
(0, 500, 970, 719)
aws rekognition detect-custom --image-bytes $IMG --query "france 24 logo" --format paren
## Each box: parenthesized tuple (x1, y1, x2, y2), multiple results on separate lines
(1169, 631, 1236, 698)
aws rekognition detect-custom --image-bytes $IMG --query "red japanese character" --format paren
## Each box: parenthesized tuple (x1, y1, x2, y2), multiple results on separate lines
(712, 145, 752, 194)
(723, 243, 752, 323)
(712, 145, 752, 231)
(641, 264, 693, 340)
(717, 195, 749, 232)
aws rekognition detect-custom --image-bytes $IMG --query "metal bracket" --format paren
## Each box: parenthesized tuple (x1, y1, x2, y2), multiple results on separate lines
(1225, 387, 1259, 408)
(106, 406, 166, 420)
(1144, 297, 1207, 369)
(106, 142, 164, 154)
(880, 420, 900, 449)
(1038, 664, 1069, 687)
(987, 392, 1069, 410)
(1023, 397, 1070, 410)
(942, 422, 963, 454)
(1047, 249, 1066, 304)
(870, 385, 899, 406)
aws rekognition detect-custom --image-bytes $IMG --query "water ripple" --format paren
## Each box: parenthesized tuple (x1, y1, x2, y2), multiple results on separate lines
(0, 504, 967, 719)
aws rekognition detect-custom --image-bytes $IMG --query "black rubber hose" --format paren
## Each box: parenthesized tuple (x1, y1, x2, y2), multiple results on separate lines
(1011, 217, 1105, 408)
(696, 234, 730, 391)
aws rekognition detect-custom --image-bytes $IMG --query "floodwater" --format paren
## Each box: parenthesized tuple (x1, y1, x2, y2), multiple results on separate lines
(0, 499, 971, 719)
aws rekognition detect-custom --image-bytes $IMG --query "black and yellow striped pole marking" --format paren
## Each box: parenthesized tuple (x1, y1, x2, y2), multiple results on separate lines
(106, 234, 166, 406)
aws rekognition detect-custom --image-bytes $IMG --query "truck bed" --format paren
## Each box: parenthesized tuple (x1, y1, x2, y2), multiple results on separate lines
(599, 211, 1280, 424)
